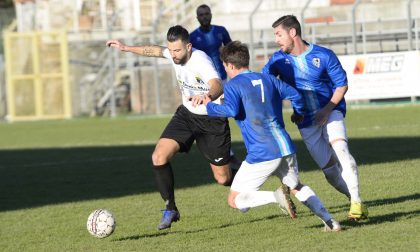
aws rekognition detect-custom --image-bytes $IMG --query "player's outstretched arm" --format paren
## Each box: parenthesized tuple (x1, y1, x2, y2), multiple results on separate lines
(106, 39, 166, 58)
(205, 82, 240, 118)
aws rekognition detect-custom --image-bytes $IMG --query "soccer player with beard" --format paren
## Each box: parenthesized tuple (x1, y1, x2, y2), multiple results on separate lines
(262, 15, 368, 221)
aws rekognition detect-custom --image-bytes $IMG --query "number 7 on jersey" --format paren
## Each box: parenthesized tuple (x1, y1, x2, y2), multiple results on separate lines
(251, 79, 265, 103)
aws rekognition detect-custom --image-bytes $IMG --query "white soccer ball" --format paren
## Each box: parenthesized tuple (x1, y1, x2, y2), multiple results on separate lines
(87, 209, 116, 238)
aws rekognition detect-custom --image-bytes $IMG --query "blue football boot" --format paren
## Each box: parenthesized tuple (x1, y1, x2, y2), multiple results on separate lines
(157, 209, 180, 230)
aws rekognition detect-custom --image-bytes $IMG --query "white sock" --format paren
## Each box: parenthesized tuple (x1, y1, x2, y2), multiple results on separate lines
(332, 141, 361, 203)
(295, 186, 332, 222)
(234, 191, 277, 209)
(322, 164, 351, 199)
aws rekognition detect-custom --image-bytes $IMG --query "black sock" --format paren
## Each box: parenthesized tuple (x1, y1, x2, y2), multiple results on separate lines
(153, 163, 177, 211)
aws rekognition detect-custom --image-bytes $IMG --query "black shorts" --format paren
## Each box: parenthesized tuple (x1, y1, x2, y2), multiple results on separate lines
(160, 105, 231, 166)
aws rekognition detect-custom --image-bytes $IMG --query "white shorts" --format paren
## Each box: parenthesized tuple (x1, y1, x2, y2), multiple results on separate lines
(231, 154, 300, 192)
(299, 110, 347, 168)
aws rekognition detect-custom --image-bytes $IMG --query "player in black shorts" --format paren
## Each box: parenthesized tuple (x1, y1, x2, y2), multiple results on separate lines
(162, 105, 231, 166)
(107, 25, 237, 230)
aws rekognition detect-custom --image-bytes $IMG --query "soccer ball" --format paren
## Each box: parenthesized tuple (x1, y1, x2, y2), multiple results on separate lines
(86, 209, 116, 238)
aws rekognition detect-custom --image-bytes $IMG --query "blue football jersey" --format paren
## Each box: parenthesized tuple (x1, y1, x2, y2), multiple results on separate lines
(190, 25, 231, 80)
(262, 43, 348, 128)
(206, 71, 305, 164)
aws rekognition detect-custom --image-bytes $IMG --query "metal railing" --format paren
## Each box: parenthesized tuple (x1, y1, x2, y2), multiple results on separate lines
(5, 0, 420, 120)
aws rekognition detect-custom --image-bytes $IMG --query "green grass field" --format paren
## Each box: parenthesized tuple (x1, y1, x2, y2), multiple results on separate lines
(0, 105, 419, 251)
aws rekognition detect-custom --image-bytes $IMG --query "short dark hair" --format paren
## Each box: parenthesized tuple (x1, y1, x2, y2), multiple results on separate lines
(272, 15, 301, 37)
(196, 4, 211, 14)
(167, 25, 190, 43)
(220, 41, 249, 69)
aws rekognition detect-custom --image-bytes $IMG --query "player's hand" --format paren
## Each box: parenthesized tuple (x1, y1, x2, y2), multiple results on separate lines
(106, 40, 127, 51)
(291, 113, 304, 124)
(188, 95, 205, 107)
(314, 107, 331, 126)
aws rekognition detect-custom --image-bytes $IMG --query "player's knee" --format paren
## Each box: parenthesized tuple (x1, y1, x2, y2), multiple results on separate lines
(331, 139, 349, 157)
(215, 175, 231, 186)
(151, 150, 168, 166)
(227, 193, 237, 209)
(212, 165, 232, 186)
(332, 140, 358, 171)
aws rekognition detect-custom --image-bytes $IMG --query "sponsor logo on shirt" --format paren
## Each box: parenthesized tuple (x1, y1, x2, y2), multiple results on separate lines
(195, 77, 205, 85)
(312, 58, 320, 68)
(177, 78, 209, 96)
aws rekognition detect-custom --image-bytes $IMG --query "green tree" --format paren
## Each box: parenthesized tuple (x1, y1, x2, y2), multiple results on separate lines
(0, 0, 15, 8)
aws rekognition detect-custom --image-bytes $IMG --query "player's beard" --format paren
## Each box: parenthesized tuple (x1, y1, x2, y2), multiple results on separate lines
(281, 42, 294, 54)
(278, 36, 295, 54)
(173, 53, 188, 65)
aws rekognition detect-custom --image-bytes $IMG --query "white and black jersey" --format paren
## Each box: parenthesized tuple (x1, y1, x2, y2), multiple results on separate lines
(163, 48, 221, 115)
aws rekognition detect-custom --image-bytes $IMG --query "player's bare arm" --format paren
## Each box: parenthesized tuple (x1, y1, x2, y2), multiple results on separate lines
(106, 39, 165, 58)
(315, 85, 348, 125)
(189, 78, 223, 107)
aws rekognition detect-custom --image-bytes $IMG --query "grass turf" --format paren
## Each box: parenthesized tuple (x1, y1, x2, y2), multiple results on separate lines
(0, 105, 419, 251)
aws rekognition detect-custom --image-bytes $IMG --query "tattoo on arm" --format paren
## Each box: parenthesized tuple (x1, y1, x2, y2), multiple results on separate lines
(141, 46, 164, 57)
(142, 46, 156, 56)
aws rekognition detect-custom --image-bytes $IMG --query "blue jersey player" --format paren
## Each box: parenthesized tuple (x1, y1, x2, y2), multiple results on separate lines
(190, 4, 232, 81)
(204, 41, 342, 232)
(262, 15, 368, 221)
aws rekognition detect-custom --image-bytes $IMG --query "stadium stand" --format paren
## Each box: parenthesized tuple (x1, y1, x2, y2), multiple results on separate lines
(1, 0, 420, 119)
